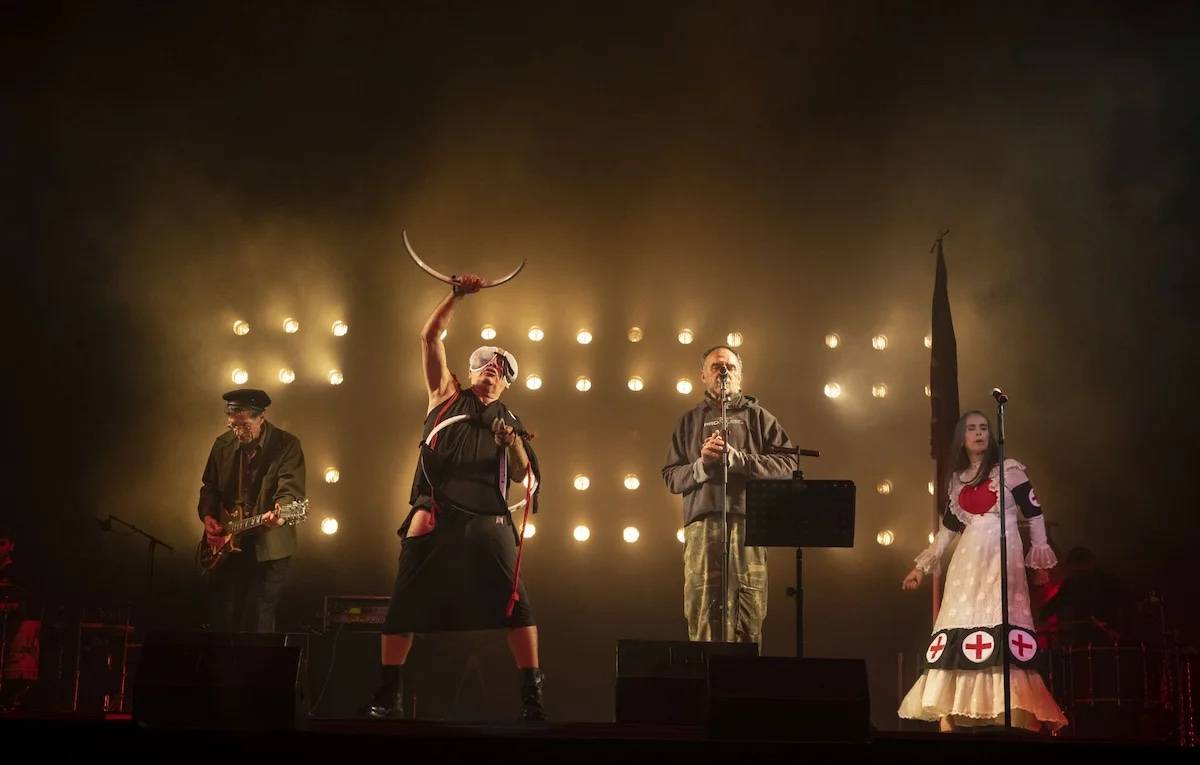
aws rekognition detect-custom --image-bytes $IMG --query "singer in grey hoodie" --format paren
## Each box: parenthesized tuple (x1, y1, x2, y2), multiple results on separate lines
(662, 345, 797, 643)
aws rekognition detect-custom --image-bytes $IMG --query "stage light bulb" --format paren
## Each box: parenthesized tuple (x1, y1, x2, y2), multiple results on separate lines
(623, 474, 640, 490)
(575, 376, 592, 392)
(677, 328, 694, 345)
(328, 369, 344, 385)
(877, 530, 895, 546)
(576, 329, 592, 345)
(872, 334, 888, 350)
(573, 475, 590, 491)
(627, 376, 645, 392)
(824, 382, 842, 399)
(928, 481, 935, 495)
(623, 526, 640, 543)
(924, 384, 932, 397)
(283, 318, 300, 334)
(825, 333, 840, 349)
(480, 325, 497, 341)
(924, 334, 932, 349)
(321, 518, 339, 535)
(278, 368, 296, 385)
(525, 374, 542, 390)
(872, 383, 888, 399)
(324, 468, 340, 484)
(726, 332, 743, 347)
(877, 480, 893, 495)
(676, 379, 693, 395)
(522, 522, 536, 539)
(628, 327, 643, 342)
(332, 321, 349, 337)
(233, 320, 250, 336)
(676, 528, 686, 543)
(528, 326, 544, 342)
(232, 368, 249, 385)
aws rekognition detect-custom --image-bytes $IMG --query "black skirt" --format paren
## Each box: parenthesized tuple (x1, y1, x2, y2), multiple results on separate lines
(383, 503, 534, 633)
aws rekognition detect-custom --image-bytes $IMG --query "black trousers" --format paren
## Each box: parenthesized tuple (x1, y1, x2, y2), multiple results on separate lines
(208, 551, 291, 633)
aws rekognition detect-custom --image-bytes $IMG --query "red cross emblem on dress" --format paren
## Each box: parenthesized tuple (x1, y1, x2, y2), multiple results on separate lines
(1008, 628, 1037, 661)
(962, 630, 995, 663)
(926, 632, 949, 663)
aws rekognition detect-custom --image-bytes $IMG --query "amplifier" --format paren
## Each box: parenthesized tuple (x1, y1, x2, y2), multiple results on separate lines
(322, 595, 390, 632)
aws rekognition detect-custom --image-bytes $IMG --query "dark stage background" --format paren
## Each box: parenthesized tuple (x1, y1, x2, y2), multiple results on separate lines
(7, 0, 1198, 727)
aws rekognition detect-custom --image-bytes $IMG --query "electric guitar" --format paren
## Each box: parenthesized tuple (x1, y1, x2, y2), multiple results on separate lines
(195, 498, 309, 574)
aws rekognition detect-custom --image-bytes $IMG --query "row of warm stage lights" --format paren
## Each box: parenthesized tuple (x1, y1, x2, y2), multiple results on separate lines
(312, 467, 937, 547)
(231, 367, 933, 399)
(230, 318, 932, 352)
(231, 319, 349, 337)
(227, 320, 937, 398)
(311, 517, 931, 548)
(313, 519, 929, 547)
(316, 467, 936, 498)
(231, 367, 932, 400)
(314, 515, 680, 544)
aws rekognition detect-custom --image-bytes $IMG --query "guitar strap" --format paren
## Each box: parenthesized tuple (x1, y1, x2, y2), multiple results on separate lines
(236, 443, 260, 516)
(237, 448, 245, 514)
(233, 444, 259, 553)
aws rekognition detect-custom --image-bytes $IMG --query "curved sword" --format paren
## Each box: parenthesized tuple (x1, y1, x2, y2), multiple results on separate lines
(403, 230, 526, 288)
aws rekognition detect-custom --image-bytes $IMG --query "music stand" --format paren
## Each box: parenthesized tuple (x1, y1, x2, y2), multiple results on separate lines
(746, 476, 855, 657)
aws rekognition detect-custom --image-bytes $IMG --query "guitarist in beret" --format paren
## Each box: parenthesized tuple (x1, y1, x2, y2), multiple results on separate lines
(197, 388, 306, 633)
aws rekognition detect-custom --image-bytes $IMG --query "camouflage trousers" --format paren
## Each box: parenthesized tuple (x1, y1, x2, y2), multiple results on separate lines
(683, 514, 767, 644)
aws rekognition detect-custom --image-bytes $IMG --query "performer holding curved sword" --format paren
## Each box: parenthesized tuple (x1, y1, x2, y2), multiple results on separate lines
(368, 232, 546, 722)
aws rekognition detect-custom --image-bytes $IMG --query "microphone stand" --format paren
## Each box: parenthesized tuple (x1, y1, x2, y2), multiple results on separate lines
(994, 394, 1013, 730)
(719, 369, 730, 644)
(97, 515, 174, 624)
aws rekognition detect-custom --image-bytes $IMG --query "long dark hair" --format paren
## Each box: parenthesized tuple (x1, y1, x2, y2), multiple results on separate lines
(947, 410, 1000, 487)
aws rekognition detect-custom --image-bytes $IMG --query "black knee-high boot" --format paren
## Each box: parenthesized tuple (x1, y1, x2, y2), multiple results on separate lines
(519, 667, 545, 721)
(367, 664, 405, 719)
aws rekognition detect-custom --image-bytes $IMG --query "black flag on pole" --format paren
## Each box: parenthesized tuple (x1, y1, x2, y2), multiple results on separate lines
(929, 230, 960, 620)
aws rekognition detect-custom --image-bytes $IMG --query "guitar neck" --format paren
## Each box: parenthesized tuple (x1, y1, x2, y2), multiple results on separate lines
(227, 513, 270, 534)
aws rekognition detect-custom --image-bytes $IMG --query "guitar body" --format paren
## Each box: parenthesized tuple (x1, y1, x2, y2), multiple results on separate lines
(196, 504, 246, 575)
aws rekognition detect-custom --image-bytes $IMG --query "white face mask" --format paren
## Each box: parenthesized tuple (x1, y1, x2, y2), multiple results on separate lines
(469, 346, 518, 384)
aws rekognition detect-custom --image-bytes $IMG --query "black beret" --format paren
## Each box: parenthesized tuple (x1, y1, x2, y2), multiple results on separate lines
(223, 388, 271, 411)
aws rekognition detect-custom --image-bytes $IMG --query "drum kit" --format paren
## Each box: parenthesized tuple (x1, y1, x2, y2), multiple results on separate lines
(1039, 591, 1197, 745)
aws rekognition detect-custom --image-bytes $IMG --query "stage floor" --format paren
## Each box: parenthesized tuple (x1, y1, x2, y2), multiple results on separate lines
(2, 715, 1192, 763)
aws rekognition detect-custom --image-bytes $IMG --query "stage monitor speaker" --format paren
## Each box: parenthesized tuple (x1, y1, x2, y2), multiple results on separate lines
(615, 639, 759, 724)
(307, 628, 384, 718)
(132, 631, 305, 731)
(708, 656, 870, 742)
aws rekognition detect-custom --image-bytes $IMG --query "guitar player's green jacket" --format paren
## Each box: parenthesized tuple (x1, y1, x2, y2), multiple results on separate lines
(197, 421, 306, 562)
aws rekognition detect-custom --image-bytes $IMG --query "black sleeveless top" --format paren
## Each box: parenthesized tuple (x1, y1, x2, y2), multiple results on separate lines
(408, 387, 540, 516)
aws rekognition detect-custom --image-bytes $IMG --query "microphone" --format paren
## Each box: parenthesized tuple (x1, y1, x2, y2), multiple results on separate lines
(717, 363, 731, 389)
(991, 387, 1008, 405)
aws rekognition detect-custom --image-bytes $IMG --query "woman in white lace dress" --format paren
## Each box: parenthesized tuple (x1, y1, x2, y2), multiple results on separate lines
(898, 411, 1067, 732)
